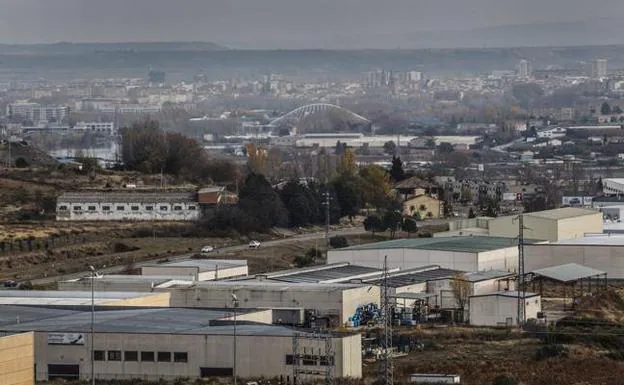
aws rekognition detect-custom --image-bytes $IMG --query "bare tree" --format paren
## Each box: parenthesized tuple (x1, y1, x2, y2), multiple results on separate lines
(450, 273, 471, 322)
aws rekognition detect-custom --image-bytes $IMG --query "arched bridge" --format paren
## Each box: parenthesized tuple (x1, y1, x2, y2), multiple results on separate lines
(269, 103, 370, 127)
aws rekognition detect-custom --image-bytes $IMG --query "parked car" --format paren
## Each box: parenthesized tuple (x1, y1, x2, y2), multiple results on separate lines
(201, 246, 215, 254)
(249, 240, 261, 249)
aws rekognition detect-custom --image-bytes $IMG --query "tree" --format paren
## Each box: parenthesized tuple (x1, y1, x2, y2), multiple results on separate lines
(383, 141, 397, 155)
(331, 173, 363, 219)
(450, 273, 471, 322)
(294, 248, 322, 268)
(329, 236, 349, 249)
(238, 173, 288, 231)
(359, 165, 394, 210)
(120, 119, 168, 174)
(383, 210, 403, 239)
(364, 215, 386, 237)
(402, 218, 418, 237)
(438, 142, 454, 154)
(337, 147, 357, 175)
(390, 156, 406, 182)
(601, 101, 612, 115)
(468, 207, 476, 218)
(614, 106, 623, 114)
(279, 180, 320, 227)
(245, 143, 268, 175)
(491, 374, 520, 385)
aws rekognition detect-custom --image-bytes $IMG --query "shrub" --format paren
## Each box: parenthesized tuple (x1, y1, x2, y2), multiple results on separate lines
(535, 343, 568, 361)
(492, 374, 520, 385)
(329, 236, 348, 249)
(14, 157, 29, 168)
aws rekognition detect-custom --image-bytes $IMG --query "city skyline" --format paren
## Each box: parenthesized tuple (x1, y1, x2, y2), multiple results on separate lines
(0, 0, 623, 49)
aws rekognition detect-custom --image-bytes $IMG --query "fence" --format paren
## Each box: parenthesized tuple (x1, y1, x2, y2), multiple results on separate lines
(0, 233, 101, 258)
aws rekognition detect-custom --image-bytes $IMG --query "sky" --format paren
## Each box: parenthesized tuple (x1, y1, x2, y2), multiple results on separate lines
(0, 0, 623, 49)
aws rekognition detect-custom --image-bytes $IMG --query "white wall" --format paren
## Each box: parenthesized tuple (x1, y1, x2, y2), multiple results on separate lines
(477, 247, 519, 272)
(525, 244, 624, 278)
(469, 295, 541, 326)
(327, 248, 479, 271)
(141, 266, 249, 281)
(56, 201, 200, 221)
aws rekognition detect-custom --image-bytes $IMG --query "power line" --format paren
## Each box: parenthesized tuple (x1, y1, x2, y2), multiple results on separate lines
(379, 255, 394, 385)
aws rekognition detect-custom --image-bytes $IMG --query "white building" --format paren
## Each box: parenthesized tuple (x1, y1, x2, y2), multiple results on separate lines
(518, 60, 532, 78)
(469, 291, 541, 326)
(536, 127, 567, 139)
(327, 236, 519, 272)
(6, 103, 70, 124)
(73, 121, 116, 135)
(56, 192, 200, 221)
(591, 58, 608, 78)
(602, 178, 624, 195)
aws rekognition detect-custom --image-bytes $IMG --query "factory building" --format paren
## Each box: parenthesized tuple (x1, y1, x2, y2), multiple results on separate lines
(0, 332, 34, 385)
(58, 275, 193, 293)
(327, 236, 519, 272)
(525, 234, 624, 278)
(487, 207, 602, 242)
(56, 192, 200, 221)
(235, 262, 385, 284)
(0, 291, 170, 307)
(141, 260, 248, 281)
(0, 306, 362, 381)
(164, 281, 380, 326)
(469, 291, 541, 326)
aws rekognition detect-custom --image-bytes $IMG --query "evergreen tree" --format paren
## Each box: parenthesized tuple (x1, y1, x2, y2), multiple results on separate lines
(390, 156, 406, 182)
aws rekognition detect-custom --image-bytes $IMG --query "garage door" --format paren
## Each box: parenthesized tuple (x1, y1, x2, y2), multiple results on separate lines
(48, 364, 80, 380)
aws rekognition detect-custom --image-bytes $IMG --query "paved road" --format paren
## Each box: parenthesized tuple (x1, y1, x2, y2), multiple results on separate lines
(31, 227, 367, 286)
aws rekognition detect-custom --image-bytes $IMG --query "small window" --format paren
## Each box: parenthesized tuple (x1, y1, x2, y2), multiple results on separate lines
(88, 206, 96, 211)
(94, 350, 105, 361)
(141, 351, 155, 362)
(160, 206, 168, 211)
(157, 352, 171, 362)
(285, 355, 294, 365)
(131, 206, 139, 211)
(145, 206, 154, 211)
(108, 350, 122, 361)
(174, 206, 182, 211)
(116, 206, 125, 211)
(188, 205, 197, 211)
(124, 351, 138, 361)
(173, 352, 188, 363)
(59, 205, 68, 211)
(102, 206, 110, 211)
(73, 206, 82, 211)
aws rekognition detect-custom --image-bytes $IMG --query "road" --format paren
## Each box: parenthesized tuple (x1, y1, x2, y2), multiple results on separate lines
(31, 227, 367, 286)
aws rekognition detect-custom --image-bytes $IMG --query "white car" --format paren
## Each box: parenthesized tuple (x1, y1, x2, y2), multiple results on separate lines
(249, 240, 261, 249)
(200, 246, 215, 254)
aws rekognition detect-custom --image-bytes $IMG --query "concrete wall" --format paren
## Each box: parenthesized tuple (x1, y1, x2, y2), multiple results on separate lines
(56, 201, 200, 221)
(141, 265, 249, 281)
(477, 247, 518, 272)
(58, 280, 165, 292)
(469, 295, 541, 326)
(0, 332, 34, 385)
(525, 244, 624, 278)
(166, 285, 380, 324)
(488, 212, 602, 242)
(219, 309, 274, 325)
(103, 293, 171, 307)
(33, 331, 361, 380)
(327, 248, 479, 271)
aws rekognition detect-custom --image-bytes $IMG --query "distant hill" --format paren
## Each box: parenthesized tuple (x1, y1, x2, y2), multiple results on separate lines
(0, 42, 227, 55)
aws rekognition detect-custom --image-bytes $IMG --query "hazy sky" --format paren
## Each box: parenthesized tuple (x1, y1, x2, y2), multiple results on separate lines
(1, 0, 623, 48)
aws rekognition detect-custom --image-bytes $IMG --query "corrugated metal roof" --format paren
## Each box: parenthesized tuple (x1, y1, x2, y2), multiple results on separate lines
(270, 265, 382, 283)
(0, 307, 341, 337)
(531, 263, 606, 282)
(364, 267, 460, 288)
(145, 259, 248, 272)
(337, 236, 520, 253)
(57, 191, 197, 204)
(464, 270, 515, 282)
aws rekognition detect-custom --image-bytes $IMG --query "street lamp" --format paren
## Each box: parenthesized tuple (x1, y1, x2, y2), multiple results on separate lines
(231, 293, 239, 385)
(88, 265, 99, 385)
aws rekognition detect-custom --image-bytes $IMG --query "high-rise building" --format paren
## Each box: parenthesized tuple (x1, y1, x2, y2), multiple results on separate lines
(5, 103, 70, 124)
(518, 60, 532, 78)
(591, 59, 608, 78)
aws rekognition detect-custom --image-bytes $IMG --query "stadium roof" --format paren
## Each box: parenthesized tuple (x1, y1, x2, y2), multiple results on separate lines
(530, 263, 606, 283)
(337, 236, 520, 253)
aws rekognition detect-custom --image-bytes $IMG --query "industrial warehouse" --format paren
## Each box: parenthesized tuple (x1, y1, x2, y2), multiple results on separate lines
(0, 306, 361, 382)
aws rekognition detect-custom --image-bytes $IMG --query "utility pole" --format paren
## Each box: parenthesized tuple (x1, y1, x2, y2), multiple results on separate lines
(322, 181, 331, 249)
(231, 294, 239, 385)
(517, 215, 526, 327)
(88, 266, 98, 385)
(379, 256, 394, 385)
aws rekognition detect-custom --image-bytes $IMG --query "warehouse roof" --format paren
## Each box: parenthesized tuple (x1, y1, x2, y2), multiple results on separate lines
(364, 266, 461, 287)
(65, 275, 191, 284)
(336, 236, 520, 253)
(266, 264, 383, 283)
(0, 307, 341, 337)
(553, 235, 624, 246)
(144, 259, 248, 272)
(191, 281, 368, 292)
(526, 207, 599, 220)
(57, 191, 197, 204)
(471, 291, 539, 299)
(0, 291, 165, 306)
(530, 263, 606, 283)
(464, 270, 515, 282)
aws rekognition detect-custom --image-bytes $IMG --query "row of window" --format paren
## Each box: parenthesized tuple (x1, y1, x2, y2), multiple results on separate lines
(59, 205, 196, 212)
(285, 354, 334, 366)
(94, 350, 188, 363)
